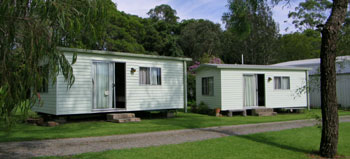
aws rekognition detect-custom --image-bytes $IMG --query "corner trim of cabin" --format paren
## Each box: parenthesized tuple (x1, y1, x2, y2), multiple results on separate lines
(55, 76, 58, 115)
(184, 61, 188, 113)
(306, 70, 310, 110)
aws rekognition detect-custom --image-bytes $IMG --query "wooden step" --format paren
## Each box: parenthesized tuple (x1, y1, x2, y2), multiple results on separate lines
(257, 112, 277, 116)
(107, 113, 135, 121)
(110, 117, 141, 123)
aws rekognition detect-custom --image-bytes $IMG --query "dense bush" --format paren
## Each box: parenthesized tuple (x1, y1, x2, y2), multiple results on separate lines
(191, 102, 214, 115)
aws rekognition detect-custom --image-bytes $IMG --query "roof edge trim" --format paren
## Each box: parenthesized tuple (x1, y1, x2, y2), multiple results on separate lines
(58, 47, 192, 61)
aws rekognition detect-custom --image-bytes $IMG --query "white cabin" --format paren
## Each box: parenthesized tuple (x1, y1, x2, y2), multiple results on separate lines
(33, 48, 191, 115)
(195, 64, 310, 111)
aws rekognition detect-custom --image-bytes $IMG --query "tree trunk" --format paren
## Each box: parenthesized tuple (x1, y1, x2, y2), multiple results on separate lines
(319, 0, 348, 158)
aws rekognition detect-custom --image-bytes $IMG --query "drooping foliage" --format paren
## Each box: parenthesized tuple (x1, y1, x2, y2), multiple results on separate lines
(0, 0, 111, 125)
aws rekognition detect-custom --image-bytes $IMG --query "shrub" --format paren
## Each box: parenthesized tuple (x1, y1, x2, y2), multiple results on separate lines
(188, 100, 197, 113)
(197, 102, 213, 115)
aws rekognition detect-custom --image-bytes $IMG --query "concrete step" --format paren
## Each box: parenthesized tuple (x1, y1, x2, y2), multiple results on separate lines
(107, 113, 135, 121)
(257, 112, 277, 116)
(253, 108, 274, 113)
(110, 117, 141, 123)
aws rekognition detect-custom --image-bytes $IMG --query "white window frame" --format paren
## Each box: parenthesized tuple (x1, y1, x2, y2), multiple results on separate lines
(274, 76, 290, 90)
(139, 67, 161, 85)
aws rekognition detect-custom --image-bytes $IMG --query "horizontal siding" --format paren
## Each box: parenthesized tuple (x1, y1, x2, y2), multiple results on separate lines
(196, 68, 221, 109)
(220, 70, 243, 110)
(264, 70, 307, 108)
(220, 69, 308, 110)
(32, 78, 57, 114)
(310, 74, 350, 108)
(56, 52, 184, 115)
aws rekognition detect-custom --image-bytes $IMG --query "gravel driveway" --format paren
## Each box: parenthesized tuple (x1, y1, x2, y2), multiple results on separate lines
(1, 116, 350, 159)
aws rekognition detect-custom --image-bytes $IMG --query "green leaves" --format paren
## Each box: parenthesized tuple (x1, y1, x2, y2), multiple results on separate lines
(0, 0, 110, 126)
(288, 0, 332, 31)
(147, 4, 179, 24)
(179, 19, 223, 61)
(222, 0, 279, 64)
(276, 29, 321, 63)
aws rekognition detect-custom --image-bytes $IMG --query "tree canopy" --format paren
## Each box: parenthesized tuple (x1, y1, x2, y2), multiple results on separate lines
(222, 0, 280, 64)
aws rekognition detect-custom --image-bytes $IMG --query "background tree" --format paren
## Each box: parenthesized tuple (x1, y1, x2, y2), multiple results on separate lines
(318, 1, 348, 157)
(276, 29, 321, 63)
(288, 0, 332, 31)
(286, 0, 350, 157)
(147, 4, 179, 24)
(105, 8, 146, 53)
(0, 0, 110, 126)
(222, 0, 279, 64)
(179, 19, 223, 62)
(146, 4, 183, 57)
(337, 13, 350, 56)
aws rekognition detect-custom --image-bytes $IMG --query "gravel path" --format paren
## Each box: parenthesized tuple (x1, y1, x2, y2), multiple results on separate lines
(1, 116, 350, 158)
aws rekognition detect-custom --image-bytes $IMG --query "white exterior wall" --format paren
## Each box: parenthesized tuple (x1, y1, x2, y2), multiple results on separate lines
(32, 78, 57, 114)
(195, 68, 221, 109)
(310, 74, 350, 108)
(220, 69, 308, 110)
(36, 51, 185, 115)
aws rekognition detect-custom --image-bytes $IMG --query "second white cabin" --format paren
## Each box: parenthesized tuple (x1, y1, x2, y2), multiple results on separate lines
(195, 64, 310, 111)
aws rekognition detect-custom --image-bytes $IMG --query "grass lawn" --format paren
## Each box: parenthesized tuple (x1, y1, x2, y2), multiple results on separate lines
(41, 122, 350, 159)
(0, 109, 350, 142)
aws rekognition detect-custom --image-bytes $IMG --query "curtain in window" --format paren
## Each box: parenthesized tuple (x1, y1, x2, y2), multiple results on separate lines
(274, 77, 281, 89)
(96, 63, 109, 109)
(244, 75, 256, 107)
(282, 77, 290, 89)
(151, 68, 158, 85)
(140, 67, 150, 84)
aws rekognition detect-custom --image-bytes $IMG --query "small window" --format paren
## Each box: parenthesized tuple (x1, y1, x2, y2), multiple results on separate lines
(274, 76, 290, 90)
(202, 77, 214, 96)
(139, 67, 161, 85)
(38, 65, 49, 93)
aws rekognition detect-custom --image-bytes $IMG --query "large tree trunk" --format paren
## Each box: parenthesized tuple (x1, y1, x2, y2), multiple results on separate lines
(319, 0, 348, 158)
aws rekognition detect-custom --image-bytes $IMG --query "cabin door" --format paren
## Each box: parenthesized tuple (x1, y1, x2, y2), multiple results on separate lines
(113, 63, 126, 109)
(243, 75, 257, 107)
(243, 74, 265, 107)
(92, 62, 113, 109)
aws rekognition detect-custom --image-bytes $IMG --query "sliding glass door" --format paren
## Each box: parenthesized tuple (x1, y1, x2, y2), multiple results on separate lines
(92, 62, 113, 109)
(243, 74, 266, 107)
(243, 75, 257, 107)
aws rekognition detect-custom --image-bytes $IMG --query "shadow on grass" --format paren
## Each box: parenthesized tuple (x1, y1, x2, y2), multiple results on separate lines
(196, 126, 312, 154)
(237, 134, 311, 154)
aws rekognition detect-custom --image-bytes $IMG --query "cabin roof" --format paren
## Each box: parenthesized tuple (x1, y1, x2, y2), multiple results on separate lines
(196, 63, 311, 71)
(272, 56, 350, 66)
